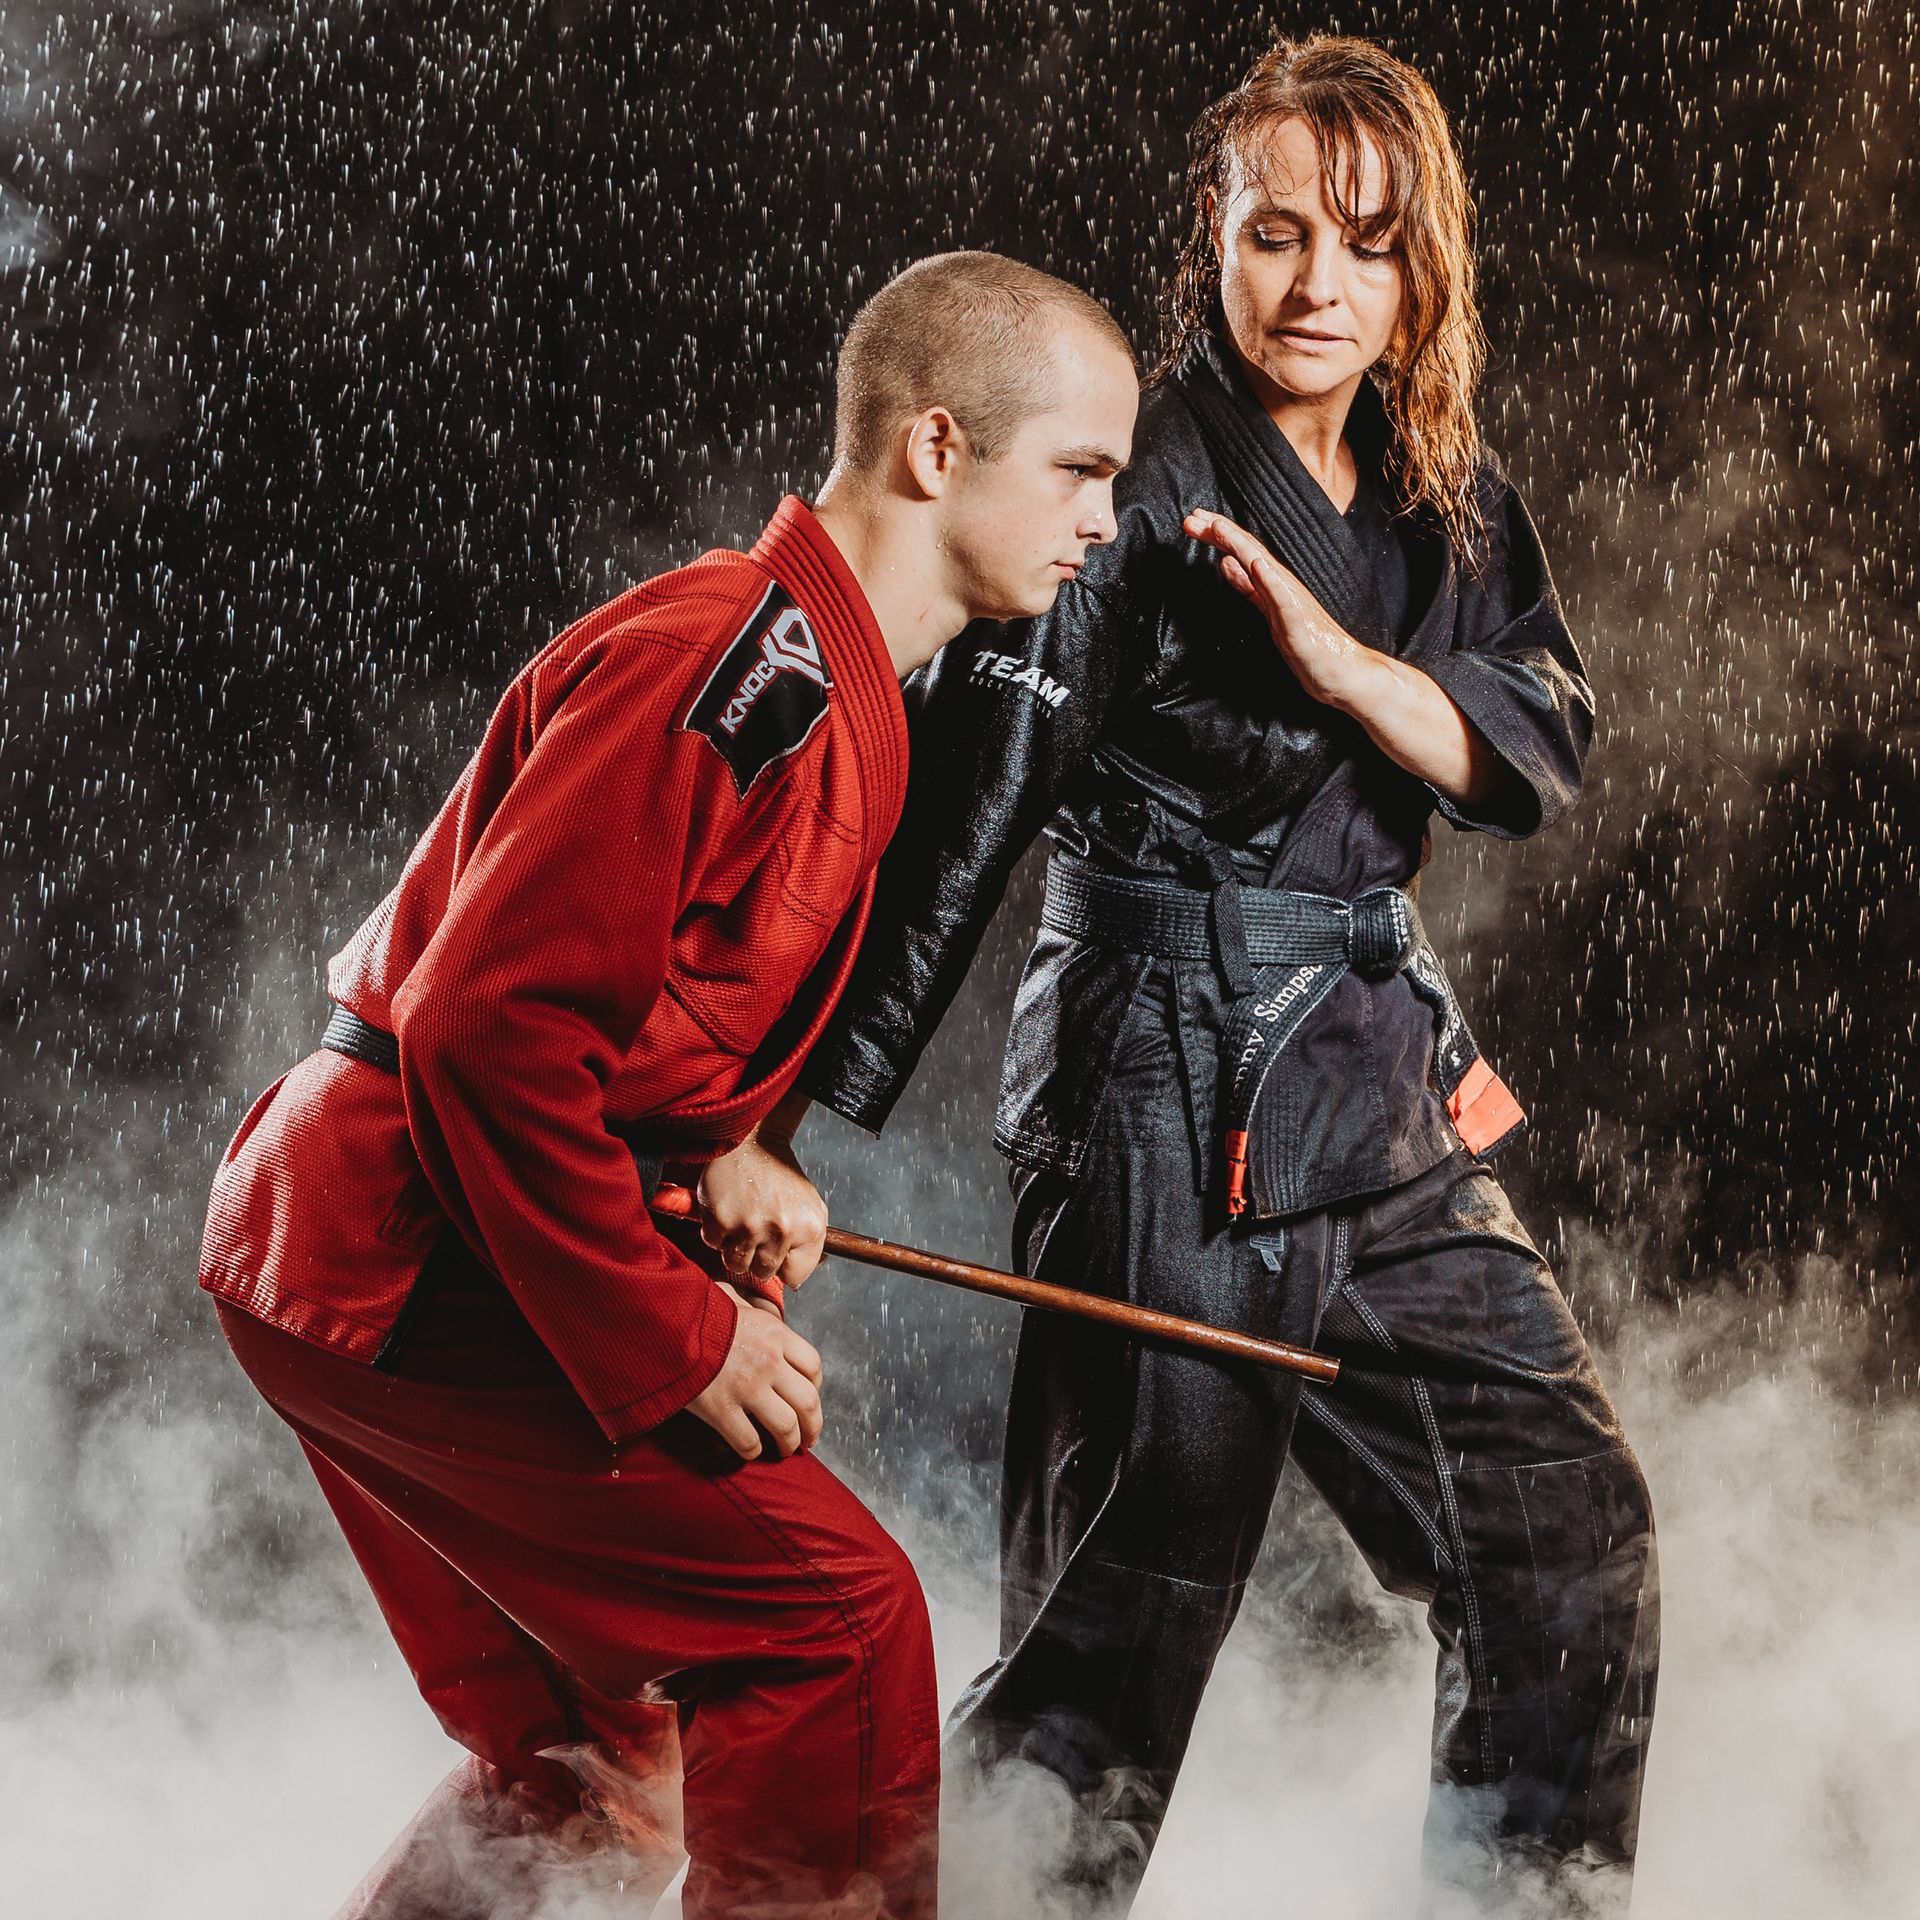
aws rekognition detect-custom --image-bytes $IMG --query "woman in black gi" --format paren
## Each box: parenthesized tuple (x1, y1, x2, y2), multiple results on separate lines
(804, 34, 1657, 1914)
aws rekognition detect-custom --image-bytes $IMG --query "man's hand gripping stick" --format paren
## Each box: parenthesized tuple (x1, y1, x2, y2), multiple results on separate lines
(652, 1185, 1339, 1384)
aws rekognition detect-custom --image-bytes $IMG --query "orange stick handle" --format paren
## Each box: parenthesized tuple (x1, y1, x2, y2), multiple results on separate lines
(650, 1184, 1338, 1385)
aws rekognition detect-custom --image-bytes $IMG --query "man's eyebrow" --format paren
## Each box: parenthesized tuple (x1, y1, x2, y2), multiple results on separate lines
(1056, 444, 1129, 471)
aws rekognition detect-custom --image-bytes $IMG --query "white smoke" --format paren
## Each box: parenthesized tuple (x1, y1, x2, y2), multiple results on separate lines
(8, 1168, 1914, 1918)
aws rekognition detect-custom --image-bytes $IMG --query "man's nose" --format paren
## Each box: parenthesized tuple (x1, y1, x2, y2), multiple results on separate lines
(1080, 487, 1119, 546)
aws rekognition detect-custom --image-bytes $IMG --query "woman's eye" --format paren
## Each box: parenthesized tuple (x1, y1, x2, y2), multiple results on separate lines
(1349, 242, 1396, 264)
(1251, 229, 1299, 251)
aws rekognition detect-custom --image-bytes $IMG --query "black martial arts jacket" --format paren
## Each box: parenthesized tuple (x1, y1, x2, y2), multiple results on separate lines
(803, 330, 1593, 1219)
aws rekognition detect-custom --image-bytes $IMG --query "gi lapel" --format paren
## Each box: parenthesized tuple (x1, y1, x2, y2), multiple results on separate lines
(1174, 333, 1395, 654)
(1174, 333, 1384, 890)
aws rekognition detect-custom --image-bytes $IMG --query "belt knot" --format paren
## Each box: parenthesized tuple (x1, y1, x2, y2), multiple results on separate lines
(1346, 888, 1414, 980)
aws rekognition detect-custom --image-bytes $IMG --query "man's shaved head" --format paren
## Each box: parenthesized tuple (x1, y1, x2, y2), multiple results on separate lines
(834, 250, 1134, 472)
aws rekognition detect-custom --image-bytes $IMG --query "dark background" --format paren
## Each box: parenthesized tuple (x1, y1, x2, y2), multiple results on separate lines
(4, 0, 1917, 1696)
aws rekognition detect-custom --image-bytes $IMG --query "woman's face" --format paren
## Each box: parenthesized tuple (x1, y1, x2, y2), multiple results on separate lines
(1212, 114, 1404, 410)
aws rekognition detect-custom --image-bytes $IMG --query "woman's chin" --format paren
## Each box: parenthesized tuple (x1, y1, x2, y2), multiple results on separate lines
(1250, 348, 1366, 403)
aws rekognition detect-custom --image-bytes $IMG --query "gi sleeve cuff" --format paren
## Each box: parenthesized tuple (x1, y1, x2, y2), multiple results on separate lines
(799, 1028, 911, 1135)
(1419, 649, 1575, 840)
(589, 1280, 739, 1444)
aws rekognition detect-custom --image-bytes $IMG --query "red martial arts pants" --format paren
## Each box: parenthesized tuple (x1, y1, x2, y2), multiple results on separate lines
(218, 1269, 938, 1920)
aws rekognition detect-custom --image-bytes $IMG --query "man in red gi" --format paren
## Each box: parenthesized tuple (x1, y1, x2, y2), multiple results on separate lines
(199, 250, 1138, 1919)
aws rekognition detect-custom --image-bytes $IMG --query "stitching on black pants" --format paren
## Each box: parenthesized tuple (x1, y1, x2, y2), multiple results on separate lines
(1511, 1466, 1552, 1767)
(1296, 1393, 1456, 1568)
(1341, 1278, 1496, 1784)
(1453, 1443, 1633, 1474)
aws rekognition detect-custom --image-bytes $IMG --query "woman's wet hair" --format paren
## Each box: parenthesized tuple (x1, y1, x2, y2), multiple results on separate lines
(834, 250, 1133, 473)
(1158, 35, 1488, 562)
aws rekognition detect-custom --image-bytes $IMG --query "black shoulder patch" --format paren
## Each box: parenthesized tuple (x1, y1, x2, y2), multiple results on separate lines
(680, 582, 833, 795)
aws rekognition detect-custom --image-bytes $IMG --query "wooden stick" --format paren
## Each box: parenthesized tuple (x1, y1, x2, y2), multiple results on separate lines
(650, 1186, 1339, 1385)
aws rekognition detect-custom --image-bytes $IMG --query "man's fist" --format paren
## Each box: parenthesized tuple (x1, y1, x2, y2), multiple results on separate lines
(696, 1123, 829, 1290)
(685, 1283, 825, 1460)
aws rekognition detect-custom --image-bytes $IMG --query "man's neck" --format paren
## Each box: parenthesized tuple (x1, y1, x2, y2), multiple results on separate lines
(811, 478, 968, 682)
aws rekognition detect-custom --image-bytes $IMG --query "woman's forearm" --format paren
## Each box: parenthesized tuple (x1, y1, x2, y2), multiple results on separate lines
(1178, 508, 1509, 811)
(1321, 645, 1504, 809)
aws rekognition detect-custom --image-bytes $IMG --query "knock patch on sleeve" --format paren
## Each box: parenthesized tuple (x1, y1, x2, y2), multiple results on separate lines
(680, 581, 833, 795)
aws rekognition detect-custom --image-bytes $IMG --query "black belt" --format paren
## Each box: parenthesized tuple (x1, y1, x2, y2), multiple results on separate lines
(1041, 858, 1432, 1216)
(1041, 861, 1418, 981)
(321, 1002, 400, 1075)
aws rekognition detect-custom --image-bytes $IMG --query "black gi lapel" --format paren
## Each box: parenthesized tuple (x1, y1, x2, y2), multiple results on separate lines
(1174, 333, 1386, 891)
(1174, 333, 1395, 655)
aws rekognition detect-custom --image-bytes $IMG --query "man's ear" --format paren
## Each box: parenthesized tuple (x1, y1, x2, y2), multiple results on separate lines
(902, 405, 969, 500)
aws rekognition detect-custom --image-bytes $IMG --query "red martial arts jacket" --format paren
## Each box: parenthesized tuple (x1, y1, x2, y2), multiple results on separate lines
(200, 499, 907, 1444)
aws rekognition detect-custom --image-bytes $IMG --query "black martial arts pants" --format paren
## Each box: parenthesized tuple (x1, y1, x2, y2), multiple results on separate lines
(948, 978, 1658, 1917)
